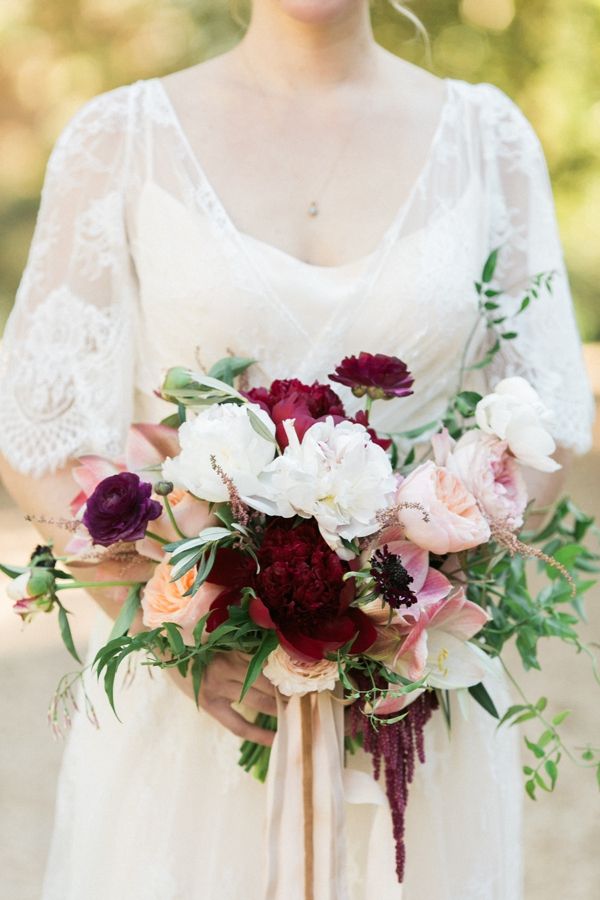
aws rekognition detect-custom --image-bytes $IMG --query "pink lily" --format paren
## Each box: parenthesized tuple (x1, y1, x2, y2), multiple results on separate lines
(373, 589, 491, 715)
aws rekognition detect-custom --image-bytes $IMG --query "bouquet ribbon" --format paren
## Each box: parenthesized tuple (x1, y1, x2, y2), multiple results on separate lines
(264, 688, 386, 900)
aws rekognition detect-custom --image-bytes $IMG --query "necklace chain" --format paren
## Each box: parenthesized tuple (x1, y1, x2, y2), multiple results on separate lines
(238, 50, 378, 219)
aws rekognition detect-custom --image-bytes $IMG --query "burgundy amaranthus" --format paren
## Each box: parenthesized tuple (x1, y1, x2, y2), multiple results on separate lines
(350, 692, 439, 882)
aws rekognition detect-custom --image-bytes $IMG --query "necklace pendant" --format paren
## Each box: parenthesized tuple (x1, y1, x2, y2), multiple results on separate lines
(307, 201, 319, 218)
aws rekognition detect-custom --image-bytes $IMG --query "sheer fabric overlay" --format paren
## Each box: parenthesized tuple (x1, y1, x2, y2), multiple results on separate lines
(0, 77, 594, 899)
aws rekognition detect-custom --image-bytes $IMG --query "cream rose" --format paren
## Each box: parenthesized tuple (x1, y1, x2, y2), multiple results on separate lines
(395, 460, 491, 555)
(263, 646, 339, 696)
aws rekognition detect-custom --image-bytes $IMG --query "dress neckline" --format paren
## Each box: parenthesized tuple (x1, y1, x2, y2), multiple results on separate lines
(150, 75, 455, 273)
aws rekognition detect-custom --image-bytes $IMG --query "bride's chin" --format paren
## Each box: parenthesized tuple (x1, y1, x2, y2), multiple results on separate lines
(275, 0, 363, 25)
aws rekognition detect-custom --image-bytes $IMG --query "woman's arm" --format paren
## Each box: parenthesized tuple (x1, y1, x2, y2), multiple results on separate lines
(523, 446, 573, 530)
(0, 455, 275, 744)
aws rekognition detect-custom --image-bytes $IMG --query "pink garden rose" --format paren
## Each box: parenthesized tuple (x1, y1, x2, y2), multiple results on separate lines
(394, 460, 491, 555)
(142, 559, 224, 641)
(432, 428, 528, 531)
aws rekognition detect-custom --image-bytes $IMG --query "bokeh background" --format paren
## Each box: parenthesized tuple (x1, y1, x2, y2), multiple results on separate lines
(0, 1, 599, 899)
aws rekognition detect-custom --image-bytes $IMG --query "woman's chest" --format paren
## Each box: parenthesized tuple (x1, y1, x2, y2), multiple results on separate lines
(129, 175, 487, 434)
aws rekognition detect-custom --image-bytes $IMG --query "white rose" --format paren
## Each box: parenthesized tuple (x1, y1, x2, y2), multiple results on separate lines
(263, 646, 339, 696)
(260, 417, 396, 558)
(162, 403, 277, 510)
(475, 377, 560, 473)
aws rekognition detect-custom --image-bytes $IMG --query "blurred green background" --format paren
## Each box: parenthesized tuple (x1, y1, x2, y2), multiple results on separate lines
(0, 0, 599, 336)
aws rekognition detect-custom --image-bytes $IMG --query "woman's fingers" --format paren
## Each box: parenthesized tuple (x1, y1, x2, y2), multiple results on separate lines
(209, 699, 275, 747)
(237, 686, 278, 717)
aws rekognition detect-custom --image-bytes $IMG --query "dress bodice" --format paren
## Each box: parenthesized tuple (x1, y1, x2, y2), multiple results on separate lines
(0, 76, 593, 476)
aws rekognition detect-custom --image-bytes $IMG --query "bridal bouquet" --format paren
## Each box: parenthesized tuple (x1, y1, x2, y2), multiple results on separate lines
(4, 249, 599, 888)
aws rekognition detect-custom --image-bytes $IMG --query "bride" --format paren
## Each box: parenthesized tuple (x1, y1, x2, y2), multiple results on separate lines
(0, 1, 593, 898)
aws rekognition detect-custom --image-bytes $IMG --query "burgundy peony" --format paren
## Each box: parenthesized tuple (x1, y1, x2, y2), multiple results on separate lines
(329, 352, 414, 400)
(245, 378, 346, 448)
(352, 409, 392, 451)
(82, 472, 162, 547)
(205, 519, 377, 661)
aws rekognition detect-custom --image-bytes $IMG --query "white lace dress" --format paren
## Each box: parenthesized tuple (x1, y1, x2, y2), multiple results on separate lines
(0, 76, 594, 900)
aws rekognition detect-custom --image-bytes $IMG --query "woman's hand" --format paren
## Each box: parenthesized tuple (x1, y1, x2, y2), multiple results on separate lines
(168, 651, 277, 747)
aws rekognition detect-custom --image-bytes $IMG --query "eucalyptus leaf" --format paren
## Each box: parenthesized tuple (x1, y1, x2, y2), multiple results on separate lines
(240, 631, 279, 701)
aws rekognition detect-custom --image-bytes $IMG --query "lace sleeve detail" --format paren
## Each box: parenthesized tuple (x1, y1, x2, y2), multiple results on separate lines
(0, 85, 138, 476)
(477, 83, 595, 454)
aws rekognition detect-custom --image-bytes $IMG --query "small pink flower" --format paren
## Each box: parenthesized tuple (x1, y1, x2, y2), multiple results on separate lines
(395, 461, 491, 555)
(433, 428, 528, 531)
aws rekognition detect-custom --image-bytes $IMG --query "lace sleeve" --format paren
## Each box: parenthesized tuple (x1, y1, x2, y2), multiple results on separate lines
(479, 83, 595, 454)
(0, 85, 138, 477)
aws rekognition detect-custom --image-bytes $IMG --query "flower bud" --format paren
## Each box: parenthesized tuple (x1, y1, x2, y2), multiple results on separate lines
(154, 480, 174, 497)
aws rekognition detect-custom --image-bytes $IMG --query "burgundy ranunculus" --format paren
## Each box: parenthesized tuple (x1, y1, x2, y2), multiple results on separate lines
(245, 378, 346, 448)
(329, 352, 414, 400)
(205, 519, 376, 661)
(82, 472, 162, 547)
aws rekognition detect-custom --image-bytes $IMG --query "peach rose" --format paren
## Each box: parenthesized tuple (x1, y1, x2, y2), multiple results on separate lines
(263, 646, 339, 696)
(395, 460, 490, 555)
(141, 558, 224, 641)
(136, 490, 217, 562)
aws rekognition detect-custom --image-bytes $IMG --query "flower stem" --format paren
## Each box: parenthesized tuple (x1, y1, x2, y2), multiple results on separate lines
(145, 529, 169, 545)
(58, 580, 142, 591)
(163, 495, 188, 540)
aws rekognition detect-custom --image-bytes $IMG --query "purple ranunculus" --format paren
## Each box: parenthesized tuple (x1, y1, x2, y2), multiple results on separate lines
(329, 352, 414, 400)
(82, 472, 162, 547)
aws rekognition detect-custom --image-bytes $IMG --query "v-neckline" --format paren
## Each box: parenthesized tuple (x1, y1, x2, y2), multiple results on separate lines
(148, 75, 457, 379)
(150, 75, 455, 274)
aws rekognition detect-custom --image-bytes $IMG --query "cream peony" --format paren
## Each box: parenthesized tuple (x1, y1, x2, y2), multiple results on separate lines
(475, 377, 560, 473)
(433, 428, 528, 531)
(162, 403, 277, 510)
(263, 645, 339, 696)
(260, 417, 397, 559)
(395, 460, 491, 555)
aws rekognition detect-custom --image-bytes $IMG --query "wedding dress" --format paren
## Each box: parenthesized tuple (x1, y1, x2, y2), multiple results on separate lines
(0, 76, 594, 900)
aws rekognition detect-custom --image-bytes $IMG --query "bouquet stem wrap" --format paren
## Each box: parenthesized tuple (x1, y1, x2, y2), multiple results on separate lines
(265, 688, 349, 900)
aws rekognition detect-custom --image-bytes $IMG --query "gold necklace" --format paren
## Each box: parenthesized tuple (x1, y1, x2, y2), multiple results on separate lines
(239, 51, 378, 219)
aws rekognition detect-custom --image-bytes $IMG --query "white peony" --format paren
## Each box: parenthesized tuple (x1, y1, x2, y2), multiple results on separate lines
(162, 403, 277, 510)
(260, 417, 396, 558)
(263, 646, 339, 696)
(475, 377, 560, 473)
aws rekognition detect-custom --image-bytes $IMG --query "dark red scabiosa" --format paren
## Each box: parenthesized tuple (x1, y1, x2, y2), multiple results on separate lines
(82, 472, 162, 547)
(244, 378, 346, 448)
(370, 545, 418, 609)
(205, 519, 377, 661)
(329, 352, 414, 400)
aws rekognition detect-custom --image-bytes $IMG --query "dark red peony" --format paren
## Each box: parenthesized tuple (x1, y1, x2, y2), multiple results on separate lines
(329, 352, 414, 400)
(205, 519, 376, 661)
(244, 378, 345, 448)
